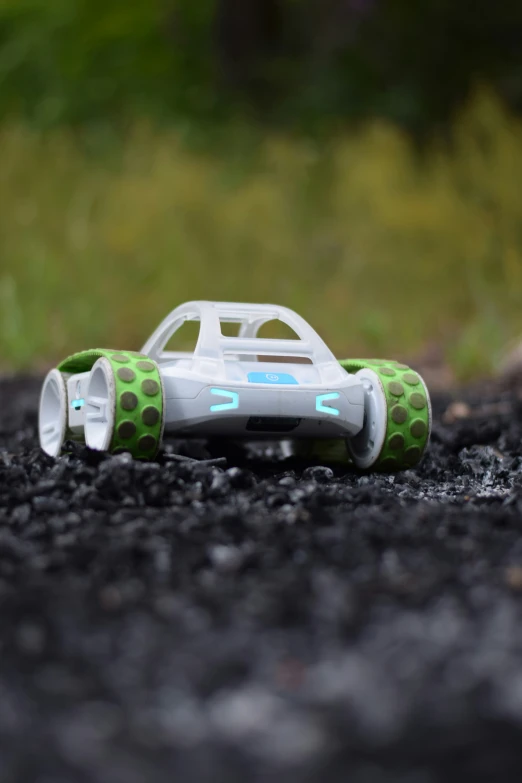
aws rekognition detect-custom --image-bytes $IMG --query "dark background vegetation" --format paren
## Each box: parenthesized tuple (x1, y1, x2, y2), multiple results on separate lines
(2, 0, 522, 133)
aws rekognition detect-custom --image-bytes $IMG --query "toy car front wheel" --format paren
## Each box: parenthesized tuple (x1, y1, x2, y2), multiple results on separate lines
(292, 359, 431, 472)
(46, 349, 166, 460)
(83, 353, 165, 458)
(345, 360, 432, 471)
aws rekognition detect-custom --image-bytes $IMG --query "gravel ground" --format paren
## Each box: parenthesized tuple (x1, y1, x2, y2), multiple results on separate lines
(2, 376, 522, 783)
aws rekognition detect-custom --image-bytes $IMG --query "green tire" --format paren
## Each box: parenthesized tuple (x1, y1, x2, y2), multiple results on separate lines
(58, 349, 165, 459)
(297, 359, 431, 472)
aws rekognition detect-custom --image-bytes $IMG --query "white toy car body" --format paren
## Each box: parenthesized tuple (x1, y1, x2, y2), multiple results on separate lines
(39, 301, 431, 470)
(142, 301, 364, 439)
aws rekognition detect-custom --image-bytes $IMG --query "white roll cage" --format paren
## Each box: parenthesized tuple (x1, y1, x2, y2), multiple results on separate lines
(141, 301, 346, 384)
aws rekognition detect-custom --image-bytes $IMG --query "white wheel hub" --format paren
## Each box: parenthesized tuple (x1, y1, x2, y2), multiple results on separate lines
(39, 369, 68, 457)
(347, 368, 387, 469)
(84, 358, 116, 452)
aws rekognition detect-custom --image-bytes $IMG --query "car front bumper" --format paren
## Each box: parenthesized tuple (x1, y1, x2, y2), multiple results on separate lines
(163, 383, 365, 439)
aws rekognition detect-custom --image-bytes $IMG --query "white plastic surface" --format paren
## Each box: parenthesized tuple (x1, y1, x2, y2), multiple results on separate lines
(138, 300, 366, 439)
(141, 301, 347, 385)
(346, 368, 387, 469)
(84, 358, 116, 451)
(39, 369, 68, 457)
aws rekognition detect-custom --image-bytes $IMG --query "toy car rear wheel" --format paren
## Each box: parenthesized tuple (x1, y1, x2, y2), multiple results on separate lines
(39, 369, 69, 457)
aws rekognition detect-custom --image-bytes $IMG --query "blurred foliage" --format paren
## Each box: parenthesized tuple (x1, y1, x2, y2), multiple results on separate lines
(0, 0, 521, 133)
(1, 90, 521, 379)
(0, 0, 216, 126)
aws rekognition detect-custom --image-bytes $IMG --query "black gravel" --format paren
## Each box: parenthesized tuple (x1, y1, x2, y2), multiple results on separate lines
(2, 376, 522, 782)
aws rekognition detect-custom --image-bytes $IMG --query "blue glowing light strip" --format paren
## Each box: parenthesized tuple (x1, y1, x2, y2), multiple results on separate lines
(316, 392, 340, 416)
(210, 388, 239, 412)
(71, 398, 85, 410)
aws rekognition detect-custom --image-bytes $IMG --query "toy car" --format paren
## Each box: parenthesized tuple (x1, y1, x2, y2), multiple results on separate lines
(39, 301, 431, 471)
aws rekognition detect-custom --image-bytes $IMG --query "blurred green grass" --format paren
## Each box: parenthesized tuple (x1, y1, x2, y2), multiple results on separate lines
(2, 90, 522, 379)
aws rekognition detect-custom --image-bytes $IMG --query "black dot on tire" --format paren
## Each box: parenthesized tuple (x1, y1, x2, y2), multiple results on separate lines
(117, 367, 136, 383)
(118, 420, 136, 440)
(121, 391, 138, 411)
(405, 445, 422, 464)
(136, 361, 155, 372)
(391, 405, 408, 424)
(389, 433, 405, 450)
(368, 360, 385, 366)
(403, 373, 420, 386)
(410, 419, 427, 438)
(142, 379, 160, 397)
(380, 456, 398, 471)
(112, 353, 129, 363)
(142, 406, 160, 427)
(138, 434, 157, 452)
(410, 392, 426, 410)
(380, 367, 396, 377)
(388, 382, 404, 397)
(394, 363, 410, 370)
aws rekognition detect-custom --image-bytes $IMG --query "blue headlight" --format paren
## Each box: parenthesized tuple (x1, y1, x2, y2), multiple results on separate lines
(316, 392, 340, 416)
(210, 389, 239, 412)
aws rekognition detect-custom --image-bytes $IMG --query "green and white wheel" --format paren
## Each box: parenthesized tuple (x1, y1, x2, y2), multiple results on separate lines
(296, 359, 431, 472)
(39, 369, 69, 457)
(58, 349, 165, 459)
(344, 360, 431, 471)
